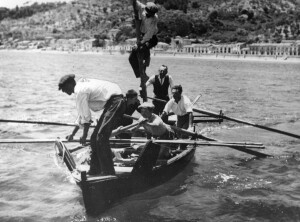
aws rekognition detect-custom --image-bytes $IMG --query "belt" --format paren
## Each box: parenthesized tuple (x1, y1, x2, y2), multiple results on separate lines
(109, 94, 123, 100)
(178, 113, 189, 117)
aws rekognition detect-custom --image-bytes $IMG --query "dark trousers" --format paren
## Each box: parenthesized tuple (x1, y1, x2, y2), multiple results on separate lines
(177, 114, 190, 131)
(153, 95, 169, 116)
(177, 114, 190, 150)
(89, 95, 126, 175)
(128, 35, 158, 78)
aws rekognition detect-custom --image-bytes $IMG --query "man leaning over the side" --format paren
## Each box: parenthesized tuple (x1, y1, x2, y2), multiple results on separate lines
(58, 74, 126, 176)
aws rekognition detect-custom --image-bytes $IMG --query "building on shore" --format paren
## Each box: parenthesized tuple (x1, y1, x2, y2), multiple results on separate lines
(1, 35, 300, 58)
(248, 43, 300, 56)
(174, 41, 300, 57)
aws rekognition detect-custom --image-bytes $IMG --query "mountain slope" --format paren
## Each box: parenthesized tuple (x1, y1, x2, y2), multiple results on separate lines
(0, 0, 299, 43)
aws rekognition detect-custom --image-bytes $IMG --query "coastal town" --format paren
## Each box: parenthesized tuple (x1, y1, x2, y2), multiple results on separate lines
(1, 0, 300, 61)
(1, 36, 300, 60)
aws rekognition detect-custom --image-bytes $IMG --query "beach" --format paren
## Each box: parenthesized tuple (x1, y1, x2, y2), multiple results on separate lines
(2, 48, 300, 63)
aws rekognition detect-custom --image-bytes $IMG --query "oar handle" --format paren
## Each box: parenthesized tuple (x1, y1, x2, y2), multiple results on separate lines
(111, 122, 140, 137)
(140, 96, 167, 103)
(144, 94, 202, 105)
(124, 114, 139, 121)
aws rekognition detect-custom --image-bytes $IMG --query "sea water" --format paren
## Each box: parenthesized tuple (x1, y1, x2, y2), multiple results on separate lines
(0, 50, 300, 222)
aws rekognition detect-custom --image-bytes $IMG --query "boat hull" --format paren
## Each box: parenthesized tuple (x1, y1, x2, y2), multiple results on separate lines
(55, 140, 195, 215)
(80, 147, 195, 215)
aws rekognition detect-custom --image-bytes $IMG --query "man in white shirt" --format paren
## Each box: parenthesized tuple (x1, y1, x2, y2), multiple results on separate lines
(58, 74, 125, 176)
(146, 65, 174, 116)
(161, 85, 193, 134)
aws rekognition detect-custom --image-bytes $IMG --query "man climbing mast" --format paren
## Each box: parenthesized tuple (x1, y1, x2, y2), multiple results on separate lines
(129, 0, 159, 102)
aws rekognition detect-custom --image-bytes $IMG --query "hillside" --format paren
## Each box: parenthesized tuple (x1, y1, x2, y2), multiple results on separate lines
(0, 0, 300, 44)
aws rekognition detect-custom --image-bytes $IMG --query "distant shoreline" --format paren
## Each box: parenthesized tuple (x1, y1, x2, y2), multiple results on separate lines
(152, 51, 300, 63)
(1, 48, 300, 63)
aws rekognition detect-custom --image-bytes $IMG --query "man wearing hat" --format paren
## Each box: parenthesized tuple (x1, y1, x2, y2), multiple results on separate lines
(58, 75, 126, 176)
(131, 102, 174, 159)
(146, 64, 174, 116)
(136, 102, 171, 138)
(113, 89, 141, 140)
(129, 0, 159, 101)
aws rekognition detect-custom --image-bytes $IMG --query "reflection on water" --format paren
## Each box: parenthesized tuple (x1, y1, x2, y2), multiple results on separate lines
(0, 51, 300, 222)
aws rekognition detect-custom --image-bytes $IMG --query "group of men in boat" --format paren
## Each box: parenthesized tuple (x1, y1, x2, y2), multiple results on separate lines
(57, 1, 194, 176)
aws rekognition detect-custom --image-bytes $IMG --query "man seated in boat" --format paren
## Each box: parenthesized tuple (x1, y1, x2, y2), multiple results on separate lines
(58, 74, 126, 176)
(131, 102, 175, 160)
(160, 85, 193, 149)
(145, 65, 174, 116)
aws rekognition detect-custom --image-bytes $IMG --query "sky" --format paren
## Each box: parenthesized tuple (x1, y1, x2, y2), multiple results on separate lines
(0, 0, 72, 9)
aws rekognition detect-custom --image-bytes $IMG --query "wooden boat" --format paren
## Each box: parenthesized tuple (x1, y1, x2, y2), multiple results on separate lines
(54, 138, 196, 215)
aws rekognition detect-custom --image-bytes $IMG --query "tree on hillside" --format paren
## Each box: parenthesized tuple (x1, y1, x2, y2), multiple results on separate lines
(191, 19, 208, 36)
(115, 25, 135, 43)
(158, 10, 192, 37)
(156, 0, 188, 13)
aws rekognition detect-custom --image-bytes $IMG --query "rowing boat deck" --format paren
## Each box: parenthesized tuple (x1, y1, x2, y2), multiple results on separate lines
(55, 139, 193, 182)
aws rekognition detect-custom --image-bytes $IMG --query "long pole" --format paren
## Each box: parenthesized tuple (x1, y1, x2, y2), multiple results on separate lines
(0, 119, 84, 127)
(109, 138, 264, 149)
(193, 107, 300, 140)
(145, 94, 202, 104)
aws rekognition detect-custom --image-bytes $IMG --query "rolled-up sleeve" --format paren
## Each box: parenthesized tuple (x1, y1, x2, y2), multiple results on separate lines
(163, 100, 172, 114)
(76, 93, 92, 124)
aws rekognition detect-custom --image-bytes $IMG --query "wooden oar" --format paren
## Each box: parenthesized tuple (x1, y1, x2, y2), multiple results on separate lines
(111, 138, 269, 157)
(171, 125, 271, 158)
(123, 114, 263, 146)
(194, 133, 271, 158)
(109, 138, 263, 149)
(140, 96, 167, 103)
(110, 122, 140, 137)
(122, 114, 269, 157)
(193, 107, 300, 140)
(0, 139, 78, 143)
(0, 137, 266, 157)
(0, 122, 141, 144)
(0, 119, 81, 127)
(0, 113, 135, 128)
(192, 94, 202, 106)
(144, 94, 202, 105)
(169, 125, 264, 148)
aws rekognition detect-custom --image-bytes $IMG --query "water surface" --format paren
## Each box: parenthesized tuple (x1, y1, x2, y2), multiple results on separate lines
(0, 51, 300, 222)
